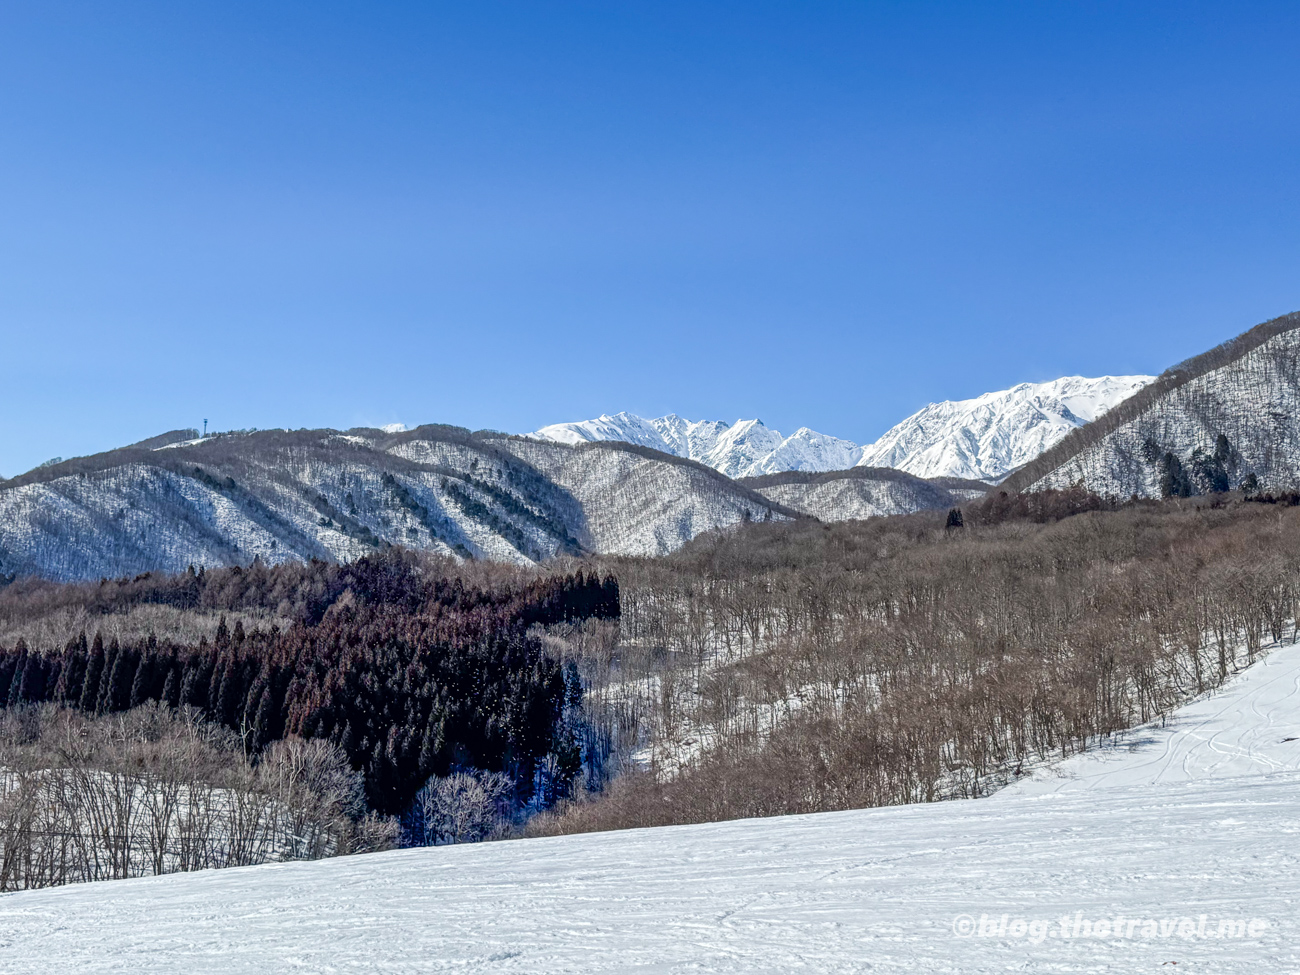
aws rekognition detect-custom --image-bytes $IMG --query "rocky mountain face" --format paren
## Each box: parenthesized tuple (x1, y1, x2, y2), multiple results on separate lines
(1004, 314, 1300, 499)
(531, 375, 1152, 483)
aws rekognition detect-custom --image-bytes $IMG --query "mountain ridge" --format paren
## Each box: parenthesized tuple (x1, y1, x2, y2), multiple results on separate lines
(1003, 312, 1300, 498)
(530, 374, 1153, 482)
(0, 424, 987, 582)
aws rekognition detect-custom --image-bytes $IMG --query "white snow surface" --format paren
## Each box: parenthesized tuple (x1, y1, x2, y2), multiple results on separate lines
(530, 376, 1152, 482)
(6, 641, 1300, 972)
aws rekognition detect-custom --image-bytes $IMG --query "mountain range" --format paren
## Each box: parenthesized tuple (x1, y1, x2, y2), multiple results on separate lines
(7, 314, 1298, 584)
(0, 427, 980, 581)
(530, 375, 1153, 482)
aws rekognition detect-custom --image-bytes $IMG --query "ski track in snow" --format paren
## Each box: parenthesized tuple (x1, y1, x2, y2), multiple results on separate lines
(5, 643, 1300, 972)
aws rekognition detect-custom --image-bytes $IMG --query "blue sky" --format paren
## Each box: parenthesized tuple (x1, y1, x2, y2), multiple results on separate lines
(3, 2, 1300, 476)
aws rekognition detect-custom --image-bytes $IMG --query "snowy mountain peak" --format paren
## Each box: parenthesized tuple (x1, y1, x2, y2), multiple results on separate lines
(531, 375, 1153, 483)
(530, 414, 856, 480)
(854, 375, 1155, 481)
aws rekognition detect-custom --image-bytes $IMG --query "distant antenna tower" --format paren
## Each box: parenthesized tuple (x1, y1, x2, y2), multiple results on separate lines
(203, 419, 208, 437)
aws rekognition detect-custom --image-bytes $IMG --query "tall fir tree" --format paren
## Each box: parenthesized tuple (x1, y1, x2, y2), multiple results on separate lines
(80, 633, 106, 713)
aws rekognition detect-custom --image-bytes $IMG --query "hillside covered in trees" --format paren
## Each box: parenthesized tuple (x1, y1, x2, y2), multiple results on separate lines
(1005, 312, 1300, 498)
(531, 488, 1300, 834)
(0, 425, 985, 585)
(0, 553, 618, 889)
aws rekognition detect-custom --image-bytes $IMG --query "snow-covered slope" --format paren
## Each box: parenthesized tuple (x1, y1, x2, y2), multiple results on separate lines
(532, 412, 861, 478)
(5, 641, 1298, 973)
(0, 428, 798, 581)
(741, 467, 981, 522)
(1001, 633, 1300, 796)
(531, 376, 1152, 483)
(856, 375, 1154, 481)
(1009, 315, 1300, 497)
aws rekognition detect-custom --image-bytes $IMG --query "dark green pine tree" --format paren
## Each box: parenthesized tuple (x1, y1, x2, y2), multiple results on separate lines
(129, 653, 156, 709)
(0, 651, 18, 705)
(79, 633, 106, 713)
(161, 665, 181, 709)
(101, 642, 135, 713)
(251, 687, 275, 751)
(6, 640, 29, 707)
(946, 508, 964, 529)
(17, 651, 48, 704)
(1160, 452, 1192, 498)
(216, 659, 245, 727)
(52, 635, 81, 702)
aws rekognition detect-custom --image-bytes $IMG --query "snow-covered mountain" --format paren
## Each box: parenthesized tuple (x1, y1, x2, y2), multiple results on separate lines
(855, 375, 1154, 481)
(0, 424, 982, 582)
(532, 413, 861, 479)
(0, 428, 804, 581)
(1006, 313, 1300, 498)
(531, 375, 1153, 484)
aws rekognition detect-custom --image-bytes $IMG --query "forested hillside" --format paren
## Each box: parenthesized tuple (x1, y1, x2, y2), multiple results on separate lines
(7, 489, 1300, 883)
(0, 426, 800, 582)
(532, 489, 1300, 833)
(1005, 312, 1300, 497)
(0, 552, 617, 889)
(741, 467, 986, 520)
(0, 424, 990, 584)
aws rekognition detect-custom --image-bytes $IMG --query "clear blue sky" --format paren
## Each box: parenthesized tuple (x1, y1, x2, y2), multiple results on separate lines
(3, 2, 1300, 476)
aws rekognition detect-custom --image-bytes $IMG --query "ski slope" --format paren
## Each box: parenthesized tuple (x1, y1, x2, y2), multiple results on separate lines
(4, 645, 1300, 973)
(1001, 634, 1300, 796)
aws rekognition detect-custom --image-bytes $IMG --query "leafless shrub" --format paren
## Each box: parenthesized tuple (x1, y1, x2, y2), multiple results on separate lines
(417, 770, 515, 845)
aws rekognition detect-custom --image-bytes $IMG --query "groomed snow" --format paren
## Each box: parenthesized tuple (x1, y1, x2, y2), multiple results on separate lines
(4, 642, 1299, 972)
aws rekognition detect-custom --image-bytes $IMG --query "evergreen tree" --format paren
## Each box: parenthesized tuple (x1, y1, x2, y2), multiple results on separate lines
(216, 659, 245, 727)
(6, 641, 29, 707)
(101, 642, 135, 713)
(53, 635, 85, 702)
(161, 665, 181, 709)
(17, 651, 48, 704)
(0, 652, 16, 704)
(79, 633, 106, 713)
(251, 687, 275, 750)
(1160, 452, 1192, 498)
(129, 653, 155, 709)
